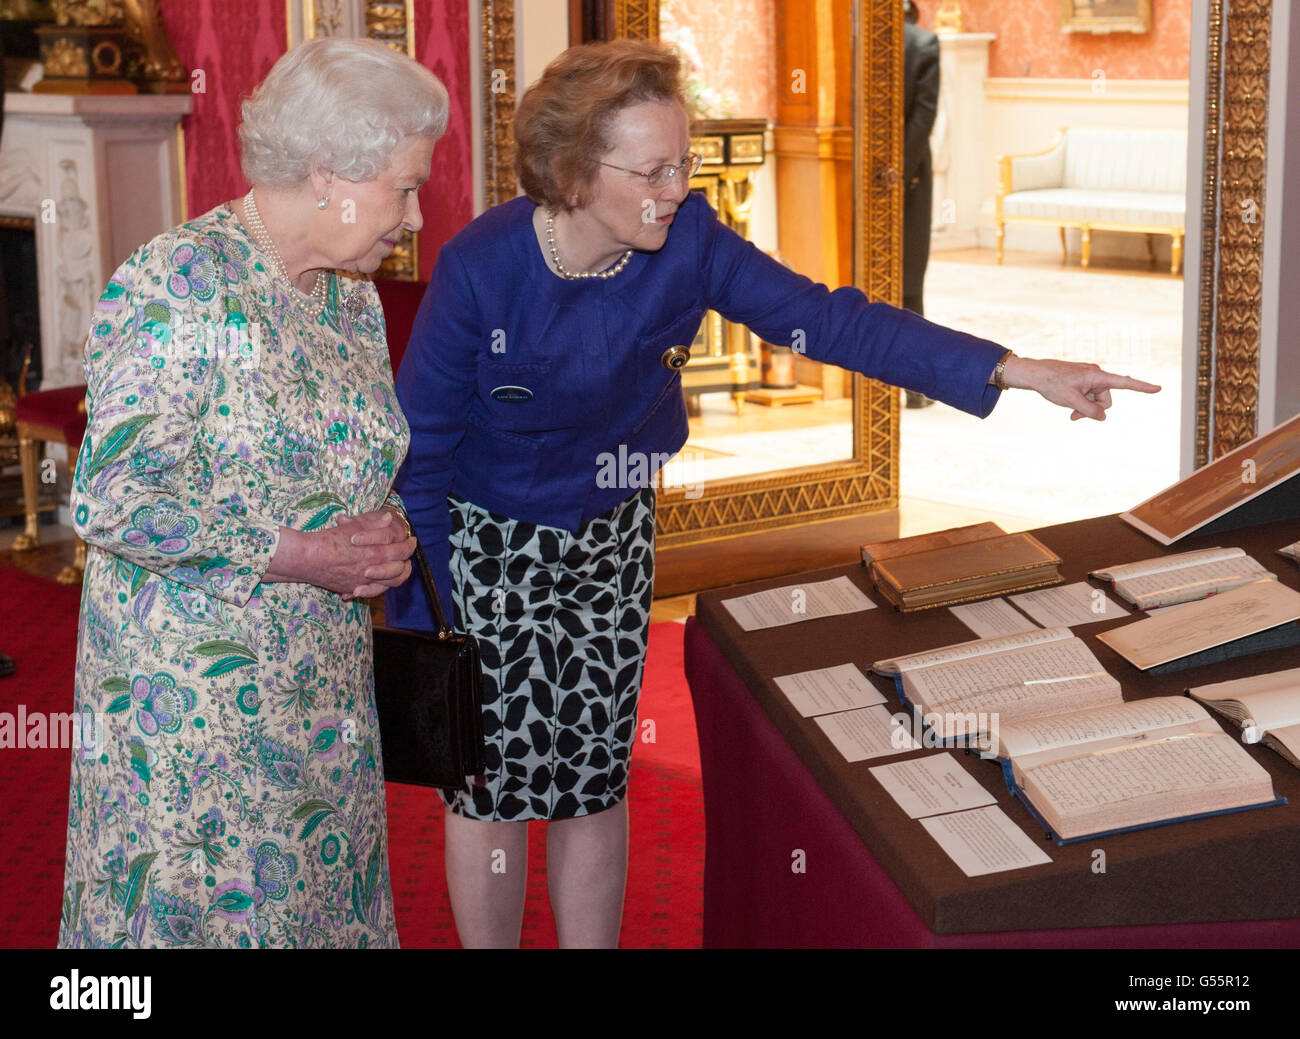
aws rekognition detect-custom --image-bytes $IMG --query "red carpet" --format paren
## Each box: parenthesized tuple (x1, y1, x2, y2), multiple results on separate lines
(0, 565, 703, 948)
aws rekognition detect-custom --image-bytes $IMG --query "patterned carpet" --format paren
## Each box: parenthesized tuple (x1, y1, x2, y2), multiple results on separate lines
(0, 567, 704, 948)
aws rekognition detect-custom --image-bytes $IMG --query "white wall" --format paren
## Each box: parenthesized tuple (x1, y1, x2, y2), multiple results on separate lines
(1179, 0, 1210, 478)
(517, 0, 571, 96)
(973, 77, 1190, 267)
(469, 0, 570, 214)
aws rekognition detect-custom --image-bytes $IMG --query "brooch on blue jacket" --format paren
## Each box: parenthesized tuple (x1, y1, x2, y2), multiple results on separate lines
(491, 385, 534, 402)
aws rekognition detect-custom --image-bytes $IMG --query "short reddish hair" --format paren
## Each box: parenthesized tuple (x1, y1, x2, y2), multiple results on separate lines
(515, 39, 688, 211)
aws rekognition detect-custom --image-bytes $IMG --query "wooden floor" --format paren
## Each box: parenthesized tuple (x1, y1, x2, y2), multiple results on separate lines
(938, 244, 1182, 278)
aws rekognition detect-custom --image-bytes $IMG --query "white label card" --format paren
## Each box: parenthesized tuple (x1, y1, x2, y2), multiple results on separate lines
(869, 752, 998, 819)
(1010, 581, 1129, 628)
(814, 705, 919, 762)
(949, 598, 1040, 639)
(918, 805, 1053, 877)
(720, 575, 877, 631)
(773, 663, 885, 717)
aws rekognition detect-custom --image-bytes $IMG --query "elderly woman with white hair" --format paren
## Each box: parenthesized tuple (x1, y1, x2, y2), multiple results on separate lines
(57, 37, 445, 949)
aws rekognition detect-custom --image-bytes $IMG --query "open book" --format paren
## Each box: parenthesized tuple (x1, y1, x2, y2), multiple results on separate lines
(995, 697, 1282, 843)
(1188, 667, 1300, 769)
(872, 627, 1122, 749)
(1090, 547, 1276, 609)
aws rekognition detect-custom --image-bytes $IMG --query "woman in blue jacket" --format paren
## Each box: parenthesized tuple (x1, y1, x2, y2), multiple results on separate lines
(388, 39, 1158, 947)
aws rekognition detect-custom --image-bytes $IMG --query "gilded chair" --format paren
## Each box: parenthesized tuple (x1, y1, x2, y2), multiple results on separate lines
(13, 347, 88, 584)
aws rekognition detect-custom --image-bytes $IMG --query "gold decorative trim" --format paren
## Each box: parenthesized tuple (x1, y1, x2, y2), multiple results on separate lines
(1059, 0, 1151, 35)
(654, 0, 902, 548)
(1211, 0, 1269, 459)
(176, 122, 189, 222)
(1196, 0, 1271, 465)
(365, 0, 416, 58)
(481, 0, 517, 209)
(612, 0, 658, 40)
(367, 0, 419, 278)
(1194, 0, 1223, 469)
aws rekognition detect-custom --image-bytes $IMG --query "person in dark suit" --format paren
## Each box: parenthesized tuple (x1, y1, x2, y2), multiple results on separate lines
(903, 0, 941, 406)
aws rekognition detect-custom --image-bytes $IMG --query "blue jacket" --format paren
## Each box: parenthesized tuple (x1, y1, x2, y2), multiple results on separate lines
(386, 191, 1006, 628)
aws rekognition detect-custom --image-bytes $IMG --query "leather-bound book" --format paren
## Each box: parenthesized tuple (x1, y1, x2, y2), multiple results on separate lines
(860, 522, 1005, 571)
(871, 531, 1063, 611)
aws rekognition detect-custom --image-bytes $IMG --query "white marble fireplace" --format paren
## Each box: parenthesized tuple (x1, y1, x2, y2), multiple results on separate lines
(1, 92, 191, 389)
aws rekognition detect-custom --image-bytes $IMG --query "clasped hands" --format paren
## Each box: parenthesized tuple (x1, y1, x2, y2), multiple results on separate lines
(1001, 356, 1161, 420)
(267, 506, 415, 600)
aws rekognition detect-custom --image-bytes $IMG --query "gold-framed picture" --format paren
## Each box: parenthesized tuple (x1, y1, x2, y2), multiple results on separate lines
(1059, 0, 1152, 35)
(0, 1, 56, 20)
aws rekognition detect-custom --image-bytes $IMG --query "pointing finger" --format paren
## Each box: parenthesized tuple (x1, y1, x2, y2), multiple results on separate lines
(1099, 373, 1161, 393)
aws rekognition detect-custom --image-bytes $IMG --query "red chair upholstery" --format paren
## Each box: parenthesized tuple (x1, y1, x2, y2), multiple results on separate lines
(15, 385, 88, 446)
(373, 277, 429, 374)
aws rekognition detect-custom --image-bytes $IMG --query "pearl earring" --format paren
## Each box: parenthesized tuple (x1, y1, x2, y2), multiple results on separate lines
(317, 196, 329, 210)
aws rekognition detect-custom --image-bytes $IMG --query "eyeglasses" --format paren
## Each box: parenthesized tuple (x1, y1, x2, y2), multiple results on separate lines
(599, 152, 703, 190)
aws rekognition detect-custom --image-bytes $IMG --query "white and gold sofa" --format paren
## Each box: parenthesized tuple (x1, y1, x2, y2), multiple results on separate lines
(996, 128, 1187, 273)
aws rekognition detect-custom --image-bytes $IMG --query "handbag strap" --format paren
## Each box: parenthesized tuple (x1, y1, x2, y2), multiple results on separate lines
(412, 541, 453, 635)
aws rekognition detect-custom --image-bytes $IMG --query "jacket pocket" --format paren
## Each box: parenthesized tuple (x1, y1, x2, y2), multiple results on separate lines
(463, 413, 543, 499)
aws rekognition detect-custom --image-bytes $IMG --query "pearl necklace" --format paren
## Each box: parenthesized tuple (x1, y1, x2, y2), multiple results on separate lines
(546, 212, 632, 280)
(241, 188, 331, 318)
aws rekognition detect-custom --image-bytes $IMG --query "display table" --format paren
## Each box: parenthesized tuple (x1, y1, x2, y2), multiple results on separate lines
(684, 513, 1300, 947)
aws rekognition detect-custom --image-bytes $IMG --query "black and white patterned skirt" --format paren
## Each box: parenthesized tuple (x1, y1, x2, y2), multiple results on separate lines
(444, 486, 656, 821)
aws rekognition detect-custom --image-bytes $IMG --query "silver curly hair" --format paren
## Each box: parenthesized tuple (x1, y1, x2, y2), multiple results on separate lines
(238, 36, 449, 188)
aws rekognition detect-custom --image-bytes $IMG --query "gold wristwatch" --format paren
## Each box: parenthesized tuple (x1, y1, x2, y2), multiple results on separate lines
(991, 350, 1014, 391)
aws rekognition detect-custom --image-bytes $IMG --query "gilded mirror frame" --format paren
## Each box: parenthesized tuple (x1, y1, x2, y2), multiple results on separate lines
(288, 0, 420, 280)
(478, 0, 1267, 547)
(480, 0, 904, 550)
(1198, 0, 1270, 464)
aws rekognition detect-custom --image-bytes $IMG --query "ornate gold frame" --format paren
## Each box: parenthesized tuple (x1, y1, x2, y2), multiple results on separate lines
(1059, 0, 1152, 35)
(473, 0, 1266, 543)
(1198, 0, 1270, 465)
(480, 0, 516, 208)
(653, 0, 901, 547)
(479, 0, 903, 548)
(288, 0, 419, 278)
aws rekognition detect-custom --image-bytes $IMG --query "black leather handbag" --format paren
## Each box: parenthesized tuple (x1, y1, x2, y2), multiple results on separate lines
(372, 543, 485, 791)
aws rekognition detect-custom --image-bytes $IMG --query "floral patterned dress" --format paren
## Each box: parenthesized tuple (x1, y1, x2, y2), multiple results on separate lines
(58, 204, 410, 948)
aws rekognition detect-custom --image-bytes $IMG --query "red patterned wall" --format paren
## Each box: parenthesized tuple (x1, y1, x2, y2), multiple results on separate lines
(158, 0, 473, 280)
(158, 0, 287, 218)
(411, 0, 473, 281)
(918, 0, 1192, 79)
